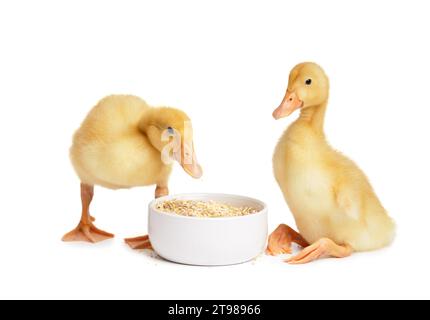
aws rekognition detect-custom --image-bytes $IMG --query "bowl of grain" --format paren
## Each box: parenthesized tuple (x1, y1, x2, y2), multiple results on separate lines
(148, 193, 268, 266)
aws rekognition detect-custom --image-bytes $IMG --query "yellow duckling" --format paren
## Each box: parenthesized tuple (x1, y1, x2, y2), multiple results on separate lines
(267, 62, 395, 264)
(63, 95, 202, 249)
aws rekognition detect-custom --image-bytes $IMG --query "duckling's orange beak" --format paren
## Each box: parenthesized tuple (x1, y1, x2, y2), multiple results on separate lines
(273, 91, 303, 119)
(178, 142, 203, 179)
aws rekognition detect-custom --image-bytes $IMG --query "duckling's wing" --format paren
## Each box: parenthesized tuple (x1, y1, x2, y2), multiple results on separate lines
(333, 184, 363, 221)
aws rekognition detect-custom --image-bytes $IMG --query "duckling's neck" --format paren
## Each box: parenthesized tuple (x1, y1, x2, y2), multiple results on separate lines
(138, 108, 165, 152)
(296, 101, 328, 134)
(139, 108, 158, 131)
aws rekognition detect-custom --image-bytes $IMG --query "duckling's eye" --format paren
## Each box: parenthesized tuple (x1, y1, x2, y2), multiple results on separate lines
(305, 79, 312, 85)
(167, 127, 174, 134)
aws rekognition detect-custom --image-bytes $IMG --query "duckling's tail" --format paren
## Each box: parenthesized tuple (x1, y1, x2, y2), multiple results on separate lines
(351, 213, 396, 252)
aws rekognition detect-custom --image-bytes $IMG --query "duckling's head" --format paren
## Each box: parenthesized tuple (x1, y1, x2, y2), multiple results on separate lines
(273, 62, 329, 119)
(143, 107, 203, 179)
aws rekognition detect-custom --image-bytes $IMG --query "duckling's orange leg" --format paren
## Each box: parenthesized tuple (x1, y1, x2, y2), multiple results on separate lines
(266, 224, 309, 255)
(62, 184, 114, 243)
(155, 185, 169, 198)
(287, 238, 352, 264)
(124, 184, 169, 250)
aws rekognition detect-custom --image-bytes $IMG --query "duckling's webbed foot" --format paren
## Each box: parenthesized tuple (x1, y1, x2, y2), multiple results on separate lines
(62, 183, 114, 243)
(124, 235, 153, 250)
(286, 238, 352, 264)
(125, 186, 165, 250)
(62, 222, 114, 243)
(266, 224, 309, 255)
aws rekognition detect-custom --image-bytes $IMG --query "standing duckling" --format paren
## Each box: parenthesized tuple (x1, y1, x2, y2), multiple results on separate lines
(63, 95, 202, 249)
(268, 63, 395, 264)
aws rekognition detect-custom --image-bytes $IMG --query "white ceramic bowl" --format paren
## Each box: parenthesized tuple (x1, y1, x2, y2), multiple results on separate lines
(148, 193, 268, 266)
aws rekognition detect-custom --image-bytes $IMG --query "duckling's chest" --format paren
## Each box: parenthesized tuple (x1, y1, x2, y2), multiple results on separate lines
(273, 133, 335, 215)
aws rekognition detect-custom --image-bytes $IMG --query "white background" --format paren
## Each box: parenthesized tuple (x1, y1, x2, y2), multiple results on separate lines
(0, 0, 429, 299)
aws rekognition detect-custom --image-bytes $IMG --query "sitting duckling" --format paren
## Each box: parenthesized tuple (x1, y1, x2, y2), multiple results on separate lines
(63, 95, 202, 249)
(268, 62, 395, 264)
